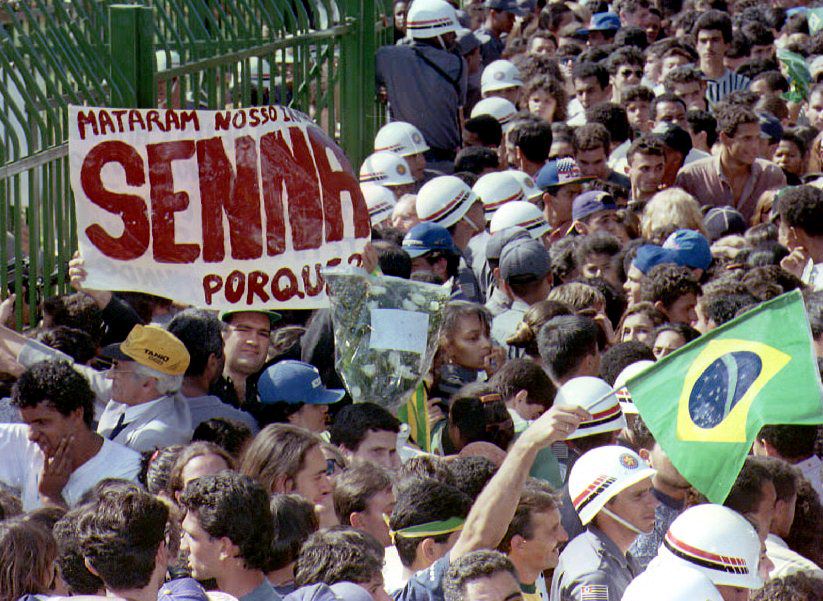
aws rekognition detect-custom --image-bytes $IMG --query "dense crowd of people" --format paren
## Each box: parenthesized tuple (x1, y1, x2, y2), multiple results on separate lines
(1, 0, 823, 600)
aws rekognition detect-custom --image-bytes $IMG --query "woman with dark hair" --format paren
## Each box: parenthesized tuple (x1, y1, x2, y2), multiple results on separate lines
(429, 302, 507, 399)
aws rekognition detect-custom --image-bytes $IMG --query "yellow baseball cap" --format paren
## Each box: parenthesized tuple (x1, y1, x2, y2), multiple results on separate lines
(103, 325, 190, 376)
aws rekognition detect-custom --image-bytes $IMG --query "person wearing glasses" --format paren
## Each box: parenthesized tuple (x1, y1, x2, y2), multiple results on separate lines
(96, 324, 193, 453)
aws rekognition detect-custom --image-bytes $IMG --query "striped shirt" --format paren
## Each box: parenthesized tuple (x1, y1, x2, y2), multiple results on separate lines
(705, 69, 751, 106)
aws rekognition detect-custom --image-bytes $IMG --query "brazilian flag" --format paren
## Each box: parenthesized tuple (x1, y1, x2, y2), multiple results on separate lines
(777, 48, 811, 103)
(624, 291, 823, 503)
(397, 381, 432, 452)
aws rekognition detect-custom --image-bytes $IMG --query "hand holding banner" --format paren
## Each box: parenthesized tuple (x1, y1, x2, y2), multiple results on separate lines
(68, 105, 370, 309)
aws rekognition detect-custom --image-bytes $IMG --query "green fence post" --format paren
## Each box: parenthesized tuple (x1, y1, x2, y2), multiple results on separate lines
(339, 0, 363, 164)
(109, 5, 155, 108)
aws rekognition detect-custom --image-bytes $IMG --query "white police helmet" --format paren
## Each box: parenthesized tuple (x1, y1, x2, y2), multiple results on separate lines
(473, 171, 526, 220)
(359, 152, 415, 187)
(653, 504, 764, 590)
(489, 200, 550, 239)
(567, 444, 655, 526)
(416, 175, 478, 229)
(508, 169, 543, 201)
(374, 122, 430, 156)
(481, 59, 524, 94)
(622, 562, 723, 601)
(361, 183, 397, 227)
(406, 0, 460, 39)
(470, 97, 518, 132)
(554, 376, 627, 440)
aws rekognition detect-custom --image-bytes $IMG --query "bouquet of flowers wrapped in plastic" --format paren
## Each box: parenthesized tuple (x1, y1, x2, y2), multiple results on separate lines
(323, 266, 450, 410)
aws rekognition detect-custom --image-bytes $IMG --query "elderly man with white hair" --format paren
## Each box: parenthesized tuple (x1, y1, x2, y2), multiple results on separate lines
(96, 324, 193, 452)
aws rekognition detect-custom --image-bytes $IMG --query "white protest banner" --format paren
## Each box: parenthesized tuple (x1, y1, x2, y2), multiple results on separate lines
(68, 105, 371, 310)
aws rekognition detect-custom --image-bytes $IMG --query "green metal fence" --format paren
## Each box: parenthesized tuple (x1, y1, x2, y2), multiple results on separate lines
(0, 0, 391, 325)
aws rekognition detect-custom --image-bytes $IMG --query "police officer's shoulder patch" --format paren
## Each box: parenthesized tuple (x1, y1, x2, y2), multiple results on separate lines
(580, 584, 608, 601)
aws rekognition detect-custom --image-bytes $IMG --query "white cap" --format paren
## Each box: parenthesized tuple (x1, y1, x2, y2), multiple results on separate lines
(509, 169, 543, 201)
(481, 59, 524, 94)
(359, 152, 415, 187)
(622, 563, 723, 601)
(613, 360, 655, 416)
(406, 0, 460, 39)
(554, 376, 627, 439)
(473, 171, 526, 220)
(416, 175, 478, 228)
(568, 445, 655, 525)
(489, 200, 550, 239)
(471, 97, 518, 132)
(375, 122, 430, 156)
(361, 183, 397, 227)
(654, 504, 763, 590)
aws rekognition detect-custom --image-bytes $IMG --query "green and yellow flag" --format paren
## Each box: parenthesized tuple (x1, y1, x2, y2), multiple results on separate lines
(398, 381, 432, 452)
(624, 291, 823, 503)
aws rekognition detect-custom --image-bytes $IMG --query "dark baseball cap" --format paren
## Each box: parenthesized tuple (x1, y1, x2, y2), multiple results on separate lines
(632, 244, 679, 275)
(703, 206, 747, 241)
(485, 0, 525, 16)
(258, 360, 345, 406)
(572, 191, 617, 222)
(486, 226, 532, 263)
(758, 112, 783, 144)
(500, 238, 551, 283)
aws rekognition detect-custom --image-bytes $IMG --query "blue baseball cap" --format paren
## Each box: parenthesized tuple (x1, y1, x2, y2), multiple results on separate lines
(632, 244, 680, 275)
(572, 191, 617, 222)
(663, 229, 712, 271)
(578, 12, 620, 35)
(402, 222, 458, 259)
(535, 157, 593, 190)
(258, 360, 345, 405)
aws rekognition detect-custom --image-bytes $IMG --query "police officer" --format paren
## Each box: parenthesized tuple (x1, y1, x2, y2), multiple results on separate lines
(648, 504, 765, 601)
(376, 0, 467, 173)
(550, 445, 658, 601)
(416, 175, 485, 303)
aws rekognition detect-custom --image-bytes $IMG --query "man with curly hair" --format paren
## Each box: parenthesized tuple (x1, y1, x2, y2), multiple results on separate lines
(180, 471, 280, 601)
(0, 360, 140, 510)
(675, 103, 785, 222)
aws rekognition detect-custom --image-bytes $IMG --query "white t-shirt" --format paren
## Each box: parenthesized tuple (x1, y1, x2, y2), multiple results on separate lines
(0, 424, 141, 511)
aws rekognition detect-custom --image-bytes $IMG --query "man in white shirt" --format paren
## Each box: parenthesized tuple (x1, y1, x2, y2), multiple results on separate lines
(96, 324, 193, 452)
(0, 360, 140, 510)
(778, 186, 823, 293)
